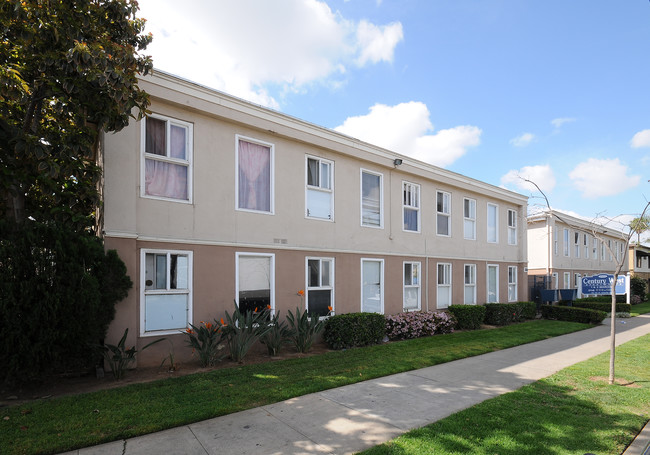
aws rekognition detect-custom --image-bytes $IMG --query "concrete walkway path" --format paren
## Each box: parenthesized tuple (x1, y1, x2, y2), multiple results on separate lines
(62, 315, 650, 455)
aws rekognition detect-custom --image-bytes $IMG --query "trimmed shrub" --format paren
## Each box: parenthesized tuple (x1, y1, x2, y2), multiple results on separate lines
(323, 313, 386, 350)
(0, 221, 132, 384)
(541, 305, 606, 324)
(484, 303, 520, 326)
(385, 311, 455, 340)
(448, 305, 485, 330)
(572, 301, 631, 313)
(516, 301, 537, 320)
(630, 276, 647, 301)
(575, 295, 627, 304)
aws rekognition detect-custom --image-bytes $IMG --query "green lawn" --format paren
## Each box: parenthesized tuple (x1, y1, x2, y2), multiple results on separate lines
(360, 333, 650, 455)
(630, 300, 650, 316)
(1, 320, 587, 455)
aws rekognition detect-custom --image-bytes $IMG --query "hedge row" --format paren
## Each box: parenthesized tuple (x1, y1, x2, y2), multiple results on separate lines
(572, 301, 631, 313)
(323, 313, 386, 350)
(541, 305, 607, 324)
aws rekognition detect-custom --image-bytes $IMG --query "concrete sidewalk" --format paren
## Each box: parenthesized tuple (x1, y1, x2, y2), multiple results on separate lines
(63, 315, 650, 455)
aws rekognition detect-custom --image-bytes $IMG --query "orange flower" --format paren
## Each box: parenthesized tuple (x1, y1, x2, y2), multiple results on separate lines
(254, 307, 258, 313)
(220, 318, 225, 325)
(267, 304, 271, 310)
(328, 306, 333, 311)
(206, 322, 212, 330)
(186, 328, 194, 334)
(297, 290, 305, 296)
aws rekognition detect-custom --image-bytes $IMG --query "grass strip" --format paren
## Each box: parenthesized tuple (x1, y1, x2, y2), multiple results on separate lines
(0, 320, 587, 455)
(360, 333, 650, 455)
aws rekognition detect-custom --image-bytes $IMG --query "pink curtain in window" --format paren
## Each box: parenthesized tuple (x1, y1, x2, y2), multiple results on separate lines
(238, 140, 270, 211)
(145, 159, 188, 200)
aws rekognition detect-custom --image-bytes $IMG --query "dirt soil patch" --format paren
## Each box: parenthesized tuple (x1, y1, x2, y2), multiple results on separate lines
(589, 376, 641, 387)
(1, 341, 334, 408)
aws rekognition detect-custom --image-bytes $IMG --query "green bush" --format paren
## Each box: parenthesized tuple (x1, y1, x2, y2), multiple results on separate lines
(541, 305, 606, 324)
(572, 301, 631, 313)
(575, 295, 627, 304)
(484, 303, 520, 326)
(0, 221, 132, 385)
(630, 276, 647, 300)
(286, 306, 325, 353)
(323, 313, 386, 350)
(448, 305, 486, 330)
(516, 301, 538, 320)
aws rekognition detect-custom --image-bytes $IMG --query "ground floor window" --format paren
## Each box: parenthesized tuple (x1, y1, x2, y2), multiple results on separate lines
(508, 266, 517, 302)
(437, 263, 452, 309)
(361, 259, 384, 313)
(464, 264, 476, 305)
(403, 261, 421, 311)
(141, 249, 192, 335)
(487, 264, 499, 303)
(306, 257, 334, 317)
(236, 253, 274, 315)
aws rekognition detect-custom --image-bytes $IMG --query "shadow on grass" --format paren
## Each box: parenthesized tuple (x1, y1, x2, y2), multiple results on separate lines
(361, 379, 645, 455)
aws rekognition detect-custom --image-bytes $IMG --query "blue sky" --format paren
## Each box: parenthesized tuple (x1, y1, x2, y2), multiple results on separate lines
(137, 0, 650, 232)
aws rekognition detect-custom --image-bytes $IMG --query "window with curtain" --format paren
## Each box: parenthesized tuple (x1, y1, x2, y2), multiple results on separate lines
(237, 137, 273, 213)
(142, 250, 192, 334)
(361, 170, 382, 227)
(437, 263, 451, 309)
(143, 115, 192, 201)
(403, 182, 420, 232)
(403, 262, 421, 311)
(464, 264, 476, 305)
(487, 203, 498, 243)
(307, 258, 334, 317)
(507, 209, 517, 245)
(306, 157, 333, 220)
(464, 198, 476, 240)
(237, 253, 274, 316)
(508, 266, 517, 302)
(437, 191, 451, 236)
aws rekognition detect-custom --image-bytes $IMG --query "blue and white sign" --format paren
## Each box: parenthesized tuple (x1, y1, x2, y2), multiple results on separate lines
(581, 274, 626, 295)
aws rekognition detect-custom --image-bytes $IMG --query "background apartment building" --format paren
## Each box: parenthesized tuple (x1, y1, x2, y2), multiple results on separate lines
(102, 71, 528, 365)
(527, 210, 629, 295)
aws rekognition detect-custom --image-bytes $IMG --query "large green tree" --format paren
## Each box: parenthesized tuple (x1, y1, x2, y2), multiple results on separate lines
(0, 0, 152, 231)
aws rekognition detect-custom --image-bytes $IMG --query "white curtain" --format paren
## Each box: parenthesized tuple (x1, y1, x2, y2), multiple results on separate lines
(238, 140, 270, 211)
(145, 159, 188, 200)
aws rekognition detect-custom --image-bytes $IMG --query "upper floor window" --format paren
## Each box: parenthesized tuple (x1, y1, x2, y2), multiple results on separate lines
(237, 136, 273, 213)
(574, 232, 580, 258)
(463, 198, 476, 240)
(554, 229, 558, 255)
(563, 229, 570, 256)
(306, 156, 334, 220)
(361, 170, 383, 228)
(403, 182, 420, 232)
(584, 233, 589, 259)
(143, 115, 192, 202)
(436, 191, 451, 236)
(507, 209, 517, 245)
(487, 203, 498, 243)
(593, 238, 598, 258)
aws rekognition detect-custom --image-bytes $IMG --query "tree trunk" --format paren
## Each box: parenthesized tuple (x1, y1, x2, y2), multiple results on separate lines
(608, 278, 616, 385)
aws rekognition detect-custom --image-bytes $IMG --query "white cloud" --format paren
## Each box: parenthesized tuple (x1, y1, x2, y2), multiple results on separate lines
(569, 158, 640, 198)
(334, 102, 481, 167)
(500, 164, 556, 194)
(509, 133, 535, 147)
(630, 129, 650, 148)
(137, 0, 403, 107)
(551, 117, 576, 129)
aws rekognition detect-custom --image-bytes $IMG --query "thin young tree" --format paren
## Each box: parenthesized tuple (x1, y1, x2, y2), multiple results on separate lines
(524, 177, 650, 384)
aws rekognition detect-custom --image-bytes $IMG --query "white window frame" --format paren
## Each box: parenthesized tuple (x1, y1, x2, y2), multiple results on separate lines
(141, 114, 193, 203)
(574, 273, 581, 288)
(361, 258, 384, 314)
(464, 264, 477, 305)
(554, 229, 558, 256)
(436, 190, 451, 237)
(584, 233, 589, 259)
(574, 232, 580, 258)
(306, 257, 335, 319)
(305, 155, 334, 221)
(140, 249, 193, 336)
(487, 203, 498, 243)
(552, 272, 559, 289)
(463, 198, 476, 240)
(235, 135, 275, 214)
(563, 229, 570, 257)
(563, 272, 570, 288)
(403, 181, 421, 233)
(360, 169, 383, 228)
(507, 209, 517, 245)
(235, 252, 275, 315)
(593, 238, 598, 258)
(403, 261, 422, 311)
(437, 262, 452, 309)
(507, 266, 517, 302)
(487, 264, 499, 303)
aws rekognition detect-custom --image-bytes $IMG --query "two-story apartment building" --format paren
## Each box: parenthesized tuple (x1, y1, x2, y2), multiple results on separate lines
(527, 210, 629, 293)
(629, 243, 650, 289)
(102, 71, 528, 365)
